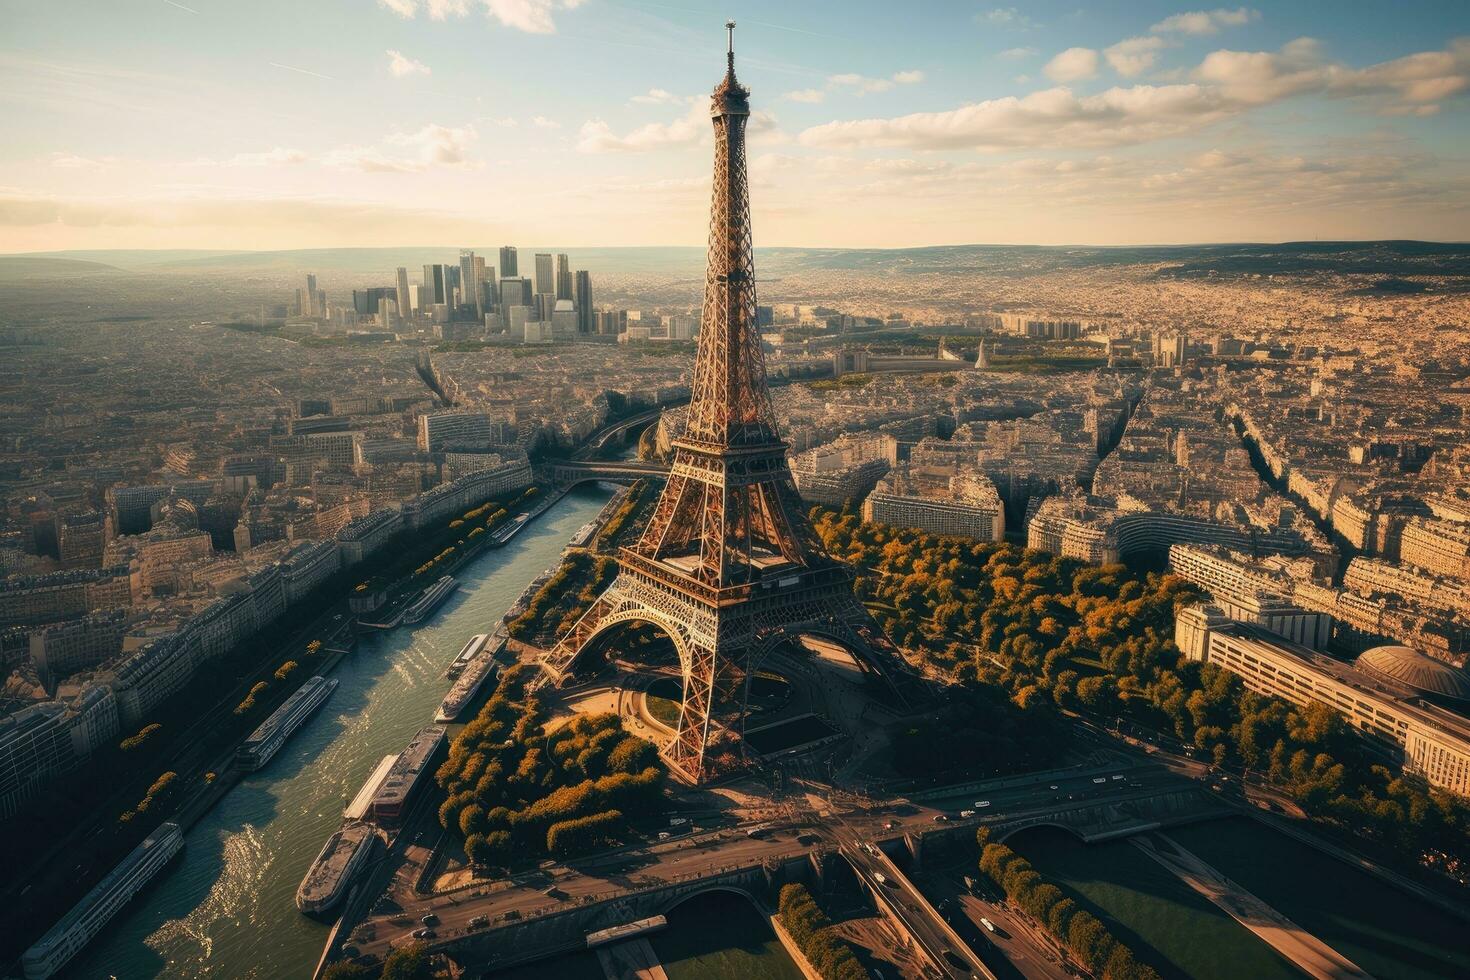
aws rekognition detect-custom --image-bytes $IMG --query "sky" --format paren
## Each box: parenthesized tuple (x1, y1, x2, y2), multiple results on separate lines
(2, 0, 1469, 251)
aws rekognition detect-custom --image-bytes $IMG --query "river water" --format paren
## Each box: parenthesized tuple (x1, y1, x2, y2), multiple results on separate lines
(73, 487, 612, 980)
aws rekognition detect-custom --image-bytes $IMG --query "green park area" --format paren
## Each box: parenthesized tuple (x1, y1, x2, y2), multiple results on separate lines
(812, 505, 1470, 869)
(434, 665, 667, 865)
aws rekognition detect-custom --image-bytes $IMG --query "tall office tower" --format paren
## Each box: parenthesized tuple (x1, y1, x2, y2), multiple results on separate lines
(538, 24, 923, 783)
(498, 245, 518, 278)
(395, 267, 412, 319)
(555, 253, 573, 300)
(422, 264, 451, 306)
(497, 276, 532, 309)
(533, 252, 554, 296)
(305, 274, 318, 316)
(574, 270, 594, 334)
(482, 268, 499, 312)
(459, 250, 486, 317)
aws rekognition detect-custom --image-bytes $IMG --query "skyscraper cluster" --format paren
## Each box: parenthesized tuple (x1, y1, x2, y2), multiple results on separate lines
(288, 247, 613, 344)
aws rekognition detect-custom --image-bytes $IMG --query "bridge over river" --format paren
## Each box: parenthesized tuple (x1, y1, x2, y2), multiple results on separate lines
(329, 762, 1230, 978)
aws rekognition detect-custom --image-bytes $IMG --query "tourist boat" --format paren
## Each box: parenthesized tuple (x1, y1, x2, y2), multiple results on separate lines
(435, 631, 505, 723)
(22, 823, 185, 979)
(295, 822, 378, 917)
(403, 575, 457, 625)
(444, 633, 488, 678)
(236, 676, 338, 771)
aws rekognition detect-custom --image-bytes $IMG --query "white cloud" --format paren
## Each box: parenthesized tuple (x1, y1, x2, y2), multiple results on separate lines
(50, 153, 118, 170)
(1192, 36, 1470, 110)
(326, 123, 478, 171)
(982, 7, 1037, 29)
(1152, 7, 1259, 36)
(785, 69, 925, 102)
(1105, 37, 1165, 77)
(630, 88, 686, 106)
(801, 84, 1226, 152)
(386, 50, 431, 77)
(1045, 47, 1099, 83)
(782, 88, 826, 104)
(531, 115, 560, 129)
(375, 0, 583, 33)
(484, 0, 584, 34)
(577, 103, 705, 153)
(226, 147, 309, 166)
(800, 39, 1470, 153)
(999, 47, 1038, 60)
(829, 72, 892, 94)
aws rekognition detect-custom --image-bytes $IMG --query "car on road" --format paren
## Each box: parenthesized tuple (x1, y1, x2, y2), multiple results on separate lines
(980, 917, 995, 932)
(468, 915, 489, 929)
(1092, 777, 1107, 784)
(960, 809, 975, 818)
(411, 928, 434, 939)
(932, 814, 948, 822)
(973, 800, 990, 808)
(1111, 774, 1125, 780)
(873, 872, 889, 885)
(657, 831, 671, 841)
(421, 913, 438, 925)
(1049, 784, 1059, 790)
(883, 820, 896, 829)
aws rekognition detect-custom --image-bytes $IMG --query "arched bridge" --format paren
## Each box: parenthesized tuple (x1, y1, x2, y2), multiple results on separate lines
(571, 406, 672, 460)
(541, 459, 671, 486)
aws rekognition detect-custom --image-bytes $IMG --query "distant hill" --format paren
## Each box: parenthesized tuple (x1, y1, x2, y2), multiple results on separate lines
(4, 241, 1468, 280)
(0, 256, 123, 279)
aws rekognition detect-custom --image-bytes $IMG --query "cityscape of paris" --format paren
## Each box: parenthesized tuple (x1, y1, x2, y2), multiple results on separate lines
(4, 3, 1470, 980)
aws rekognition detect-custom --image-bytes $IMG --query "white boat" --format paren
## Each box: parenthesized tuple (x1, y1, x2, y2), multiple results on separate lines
(444, 633, 488, 678)
(236, 676, 338, 771)
(403, 575, 458, 625)
(435, 631, 505, 723)
(296, 822, 378, 916)
(22, 823, 184, 979)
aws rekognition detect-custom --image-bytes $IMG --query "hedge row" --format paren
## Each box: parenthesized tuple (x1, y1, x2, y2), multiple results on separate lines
(777, 883, 868, 980)
(978, 836, 1159, 980)
(547, 809, 625, 857)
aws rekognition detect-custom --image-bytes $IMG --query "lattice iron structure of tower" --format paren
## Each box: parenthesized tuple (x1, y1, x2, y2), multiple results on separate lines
(540, 23, 925, 784)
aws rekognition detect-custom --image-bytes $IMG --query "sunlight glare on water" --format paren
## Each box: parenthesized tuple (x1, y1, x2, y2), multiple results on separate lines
(72, 487, 611, 980)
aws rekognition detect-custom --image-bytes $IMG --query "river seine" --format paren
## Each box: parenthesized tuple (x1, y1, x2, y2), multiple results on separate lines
(74, 487, 611, 980)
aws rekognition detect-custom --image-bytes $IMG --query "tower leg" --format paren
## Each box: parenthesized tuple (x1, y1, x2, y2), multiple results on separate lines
(539, 593, 618, 684)
(667, 640, 750, 783)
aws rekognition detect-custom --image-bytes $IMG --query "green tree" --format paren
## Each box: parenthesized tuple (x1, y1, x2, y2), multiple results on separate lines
(379, 942, 433, 980)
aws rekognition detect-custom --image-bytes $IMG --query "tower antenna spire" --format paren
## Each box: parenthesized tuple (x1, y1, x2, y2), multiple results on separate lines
(726, 19, 735, 74)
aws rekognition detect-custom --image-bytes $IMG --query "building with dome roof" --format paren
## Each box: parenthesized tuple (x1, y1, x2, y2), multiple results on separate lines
(1177, 605, 1470, 796)
(1356, 645, 1470, 705)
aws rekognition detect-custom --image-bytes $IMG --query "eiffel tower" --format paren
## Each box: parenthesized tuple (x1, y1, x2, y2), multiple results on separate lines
(540, 22, 924, 783)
